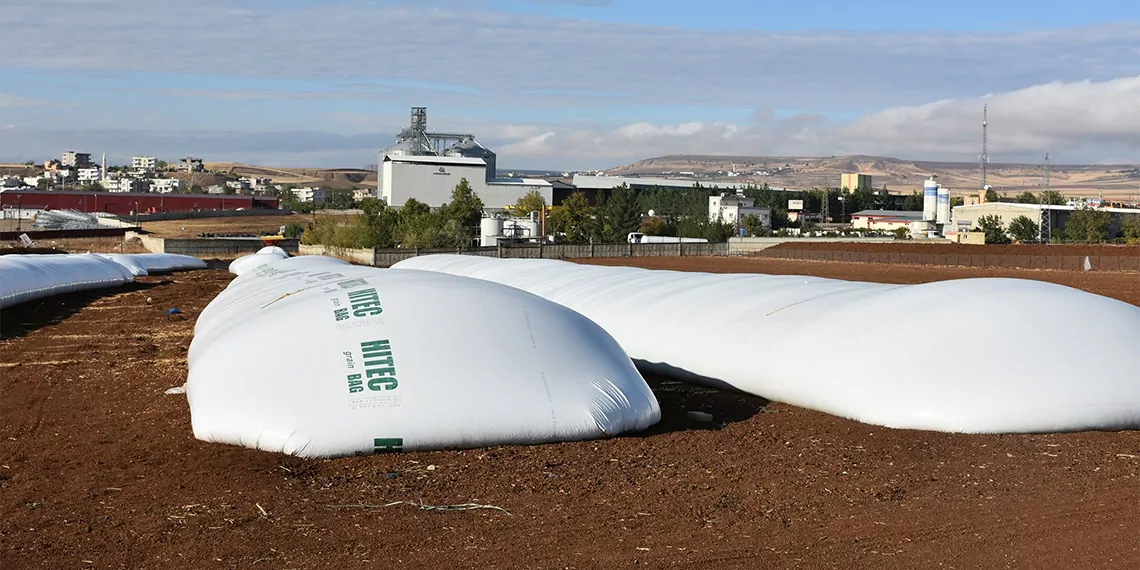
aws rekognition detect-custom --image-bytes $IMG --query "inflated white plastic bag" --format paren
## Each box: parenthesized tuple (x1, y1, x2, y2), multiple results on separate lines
(393, 255, 1140, 434)
(228, 246, 289, 276)
(99, 253, 206, 274)
(187, 255, 659, 458)
(0, 254, 135, 309)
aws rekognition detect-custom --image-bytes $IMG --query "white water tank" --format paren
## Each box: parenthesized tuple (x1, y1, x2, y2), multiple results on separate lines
(480, 217, 503, 247)
(923, 178, 938, 221)
(936, 185, 951, 224)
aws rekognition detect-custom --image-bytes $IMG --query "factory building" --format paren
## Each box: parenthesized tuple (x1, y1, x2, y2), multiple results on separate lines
(378, 107, 553, 209)
(950, 202, 1140, 236)
(851, 210, 926, 232)
(840, 173, 872, 192)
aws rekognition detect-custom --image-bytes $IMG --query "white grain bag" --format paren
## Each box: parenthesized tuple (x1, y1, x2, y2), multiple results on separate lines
(0, 254, 135, 309)
(227, 246, 289, 276)
(187, 255, 659, 458)
(100, 253, 207, 274)
(393, 254, 1140, 434)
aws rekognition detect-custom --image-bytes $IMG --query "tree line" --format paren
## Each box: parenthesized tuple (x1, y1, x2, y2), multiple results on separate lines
(974, 209, 1140, 244)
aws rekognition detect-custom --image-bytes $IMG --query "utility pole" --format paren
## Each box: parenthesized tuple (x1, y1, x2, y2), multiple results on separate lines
(1040, 153, 1051, 243)
(980, 105, 989, 191)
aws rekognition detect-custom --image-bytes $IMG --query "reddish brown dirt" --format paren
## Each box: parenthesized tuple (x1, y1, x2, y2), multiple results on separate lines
(763, 241, 1140, 257)
(2, 261, 1139, 569)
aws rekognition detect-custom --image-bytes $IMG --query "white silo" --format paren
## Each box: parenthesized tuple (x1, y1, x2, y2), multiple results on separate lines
(923, 177, 938, 221)
(936, 185, 951, 224)
(480, 216, 503, 247)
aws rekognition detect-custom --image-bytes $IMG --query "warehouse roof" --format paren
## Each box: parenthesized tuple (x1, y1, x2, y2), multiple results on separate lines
(953, 202, 1140, 215)
(383, 154, 486, 166)
(851, 210, 924, 219)
(572, 174, 794, 192)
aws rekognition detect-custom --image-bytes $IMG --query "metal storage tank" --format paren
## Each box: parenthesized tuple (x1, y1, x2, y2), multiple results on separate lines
(936, 185, 951, 224)
(480, 216, 503, 247)
(923, 178, 938, 221)
(444, 139, 497, 182)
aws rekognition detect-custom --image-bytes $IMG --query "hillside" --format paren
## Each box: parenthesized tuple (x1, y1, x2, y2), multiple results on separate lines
(204, 162, 377, 190)
(607, 155, 1140, 197)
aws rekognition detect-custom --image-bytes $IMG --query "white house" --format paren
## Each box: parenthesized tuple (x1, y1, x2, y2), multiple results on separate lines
(150, 178, 183, 194)
(76, 167, 102, 183)
(291, 187, 327, 203)
(132, 156, 158, 170)
(709, 193, 772, 228)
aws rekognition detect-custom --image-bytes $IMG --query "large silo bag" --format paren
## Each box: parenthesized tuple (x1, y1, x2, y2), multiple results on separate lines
(0, 253, 135, 309)
(98, 253, 208, 276)
(227, 246, 289, 276)
(393, 254, 1140, 434)
(187, 255, 659, 458)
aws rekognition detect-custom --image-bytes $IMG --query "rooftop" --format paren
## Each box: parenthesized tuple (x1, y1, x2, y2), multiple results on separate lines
(851, 210, 925, 219)
(384, 155, 486, 166)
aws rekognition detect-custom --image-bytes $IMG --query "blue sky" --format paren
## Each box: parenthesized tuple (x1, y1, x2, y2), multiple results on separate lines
(1, 0, 1138, 168)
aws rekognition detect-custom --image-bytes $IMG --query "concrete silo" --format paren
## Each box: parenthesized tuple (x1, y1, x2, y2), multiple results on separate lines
(923, 177, 938, 222)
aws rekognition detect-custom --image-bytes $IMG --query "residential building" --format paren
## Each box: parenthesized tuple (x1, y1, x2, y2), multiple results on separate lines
(206, 185, 225, 195)
(708, 193, 772, 228)
(291, 186, 327, 204)
(225, 180, 250, 192)
(132, 156, 158, 170)
(106, 178, 149, 193)
(150, 178, 183, 194)
(353, 188, 374, 201)
(61, 151, 93, 168)
(76, 167, 102, 183)
(840, 173, 872, 192)
(178, 157, 205, 172)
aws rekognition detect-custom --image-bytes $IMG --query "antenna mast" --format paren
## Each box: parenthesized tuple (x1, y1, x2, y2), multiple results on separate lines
(980, 105, 989, 190)
(1040, 153, 1051, 243)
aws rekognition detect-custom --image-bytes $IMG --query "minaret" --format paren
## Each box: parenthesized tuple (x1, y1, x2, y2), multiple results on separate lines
(101, 152, 107, 181)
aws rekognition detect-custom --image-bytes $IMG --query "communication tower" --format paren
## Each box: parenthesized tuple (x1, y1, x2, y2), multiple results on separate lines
(980, 105, 989, 190)
(1040, 153, 1051, 243)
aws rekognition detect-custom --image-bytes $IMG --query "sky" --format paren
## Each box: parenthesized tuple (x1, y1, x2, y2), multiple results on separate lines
(0, 0, 1138, 170)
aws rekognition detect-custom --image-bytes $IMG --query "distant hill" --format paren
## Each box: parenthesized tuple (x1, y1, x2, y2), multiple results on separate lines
(204, 163, 377, 189)
(606, 155, 1140, 197)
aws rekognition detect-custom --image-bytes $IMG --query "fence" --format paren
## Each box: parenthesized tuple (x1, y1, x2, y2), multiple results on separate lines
(299, 241, 732, 267)
(761, 248, 1140, 272)
(156, 237, 299, 258)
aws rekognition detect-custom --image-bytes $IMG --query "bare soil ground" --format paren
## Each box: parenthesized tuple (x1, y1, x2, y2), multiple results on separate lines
(762, 242, 1140, 258)
(140, 214, 315, 238)
(2, 259, 1138, 569)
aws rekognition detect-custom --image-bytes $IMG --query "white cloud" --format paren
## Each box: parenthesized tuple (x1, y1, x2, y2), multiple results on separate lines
(2, 1, 1139, 110)
(0, 94, 43, 107)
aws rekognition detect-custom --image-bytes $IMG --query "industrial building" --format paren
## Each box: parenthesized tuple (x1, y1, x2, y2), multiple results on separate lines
(0, 190, 278, 216)
(378, 107, 553, 209)
(850, 210, 925, 232)
(840, 173, 872, 192)
(950, 202, 1140, 238)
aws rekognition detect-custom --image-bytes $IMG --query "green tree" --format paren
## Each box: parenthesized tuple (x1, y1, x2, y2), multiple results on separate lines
(902, 190, 924, 211)
(740, 214, 769, 237)
(513, 189, 546, 217)
(189, 184, 203, 194)
(1016, 191, 1038, 204)
(1039, 189, 1066, 205)
(891, 226, 911, 240)
(985, 188, 999, 203)
(594, 185, 642, 242)
(325, 189, 356, 210)
(282, 223, 305, 239)
(547, 192, 593, 244)
(640, 216, 667, 236)
(401, 197, 431, 219)
(445, 178, 484, 227)
(1064, 207, 1113, 243)
(976, 214, 1010, 244)
(1120, 215, 1140, 243)
(156, 159, 169, 170)
(1007, 215, 1039, 243)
